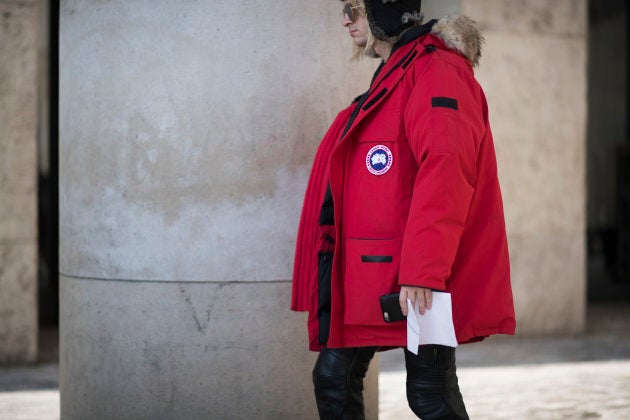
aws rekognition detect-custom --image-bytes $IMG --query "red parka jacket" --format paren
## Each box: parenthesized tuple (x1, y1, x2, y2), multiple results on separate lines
(292, 16, 515, 351)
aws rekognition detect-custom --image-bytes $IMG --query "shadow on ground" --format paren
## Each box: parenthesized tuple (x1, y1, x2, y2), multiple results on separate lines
(0, 329, 59, 392)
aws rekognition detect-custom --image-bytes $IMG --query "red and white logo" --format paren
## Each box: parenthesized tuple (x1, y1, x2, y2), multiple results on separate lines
(366, 145, 393, 176)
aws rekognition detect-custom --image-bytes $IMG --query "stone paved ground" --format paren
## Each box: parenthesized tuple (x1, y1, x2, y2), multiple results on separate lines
(2, 360, 628, 419)
(0, 304, 628, 419)
(0, 390, 59, 420)
(380, 360, 630, 419)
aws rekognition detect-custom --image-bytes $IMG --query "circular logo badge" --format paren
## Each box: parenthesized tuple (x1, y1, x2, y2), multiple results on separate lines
(366, 145, 393, 176)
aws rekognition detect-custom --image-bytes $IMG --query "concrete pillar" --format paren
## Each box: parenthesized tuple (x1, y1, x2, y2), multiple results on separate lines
(0, 0, 40, 363)
(462, 0, 588, 334)
(59, 1, 378, 418)
(423, 0, 462, 19)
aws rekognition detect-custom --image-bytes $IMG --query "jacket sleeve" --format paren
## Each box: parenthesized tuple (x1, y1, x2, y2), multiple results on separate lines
(398, 57, 482, 290)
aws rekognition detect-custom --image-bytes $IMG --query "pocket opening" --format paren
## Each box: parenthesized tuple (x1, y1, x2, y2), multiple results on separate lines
(343, 238, 401, 326)
(361, 255, 393, 263)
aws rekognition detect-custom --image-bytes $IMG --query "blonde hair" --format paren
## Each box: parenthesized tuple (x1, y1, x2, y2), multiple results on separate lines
(348, 0, 379, 60)
(352, 30, 379, 60)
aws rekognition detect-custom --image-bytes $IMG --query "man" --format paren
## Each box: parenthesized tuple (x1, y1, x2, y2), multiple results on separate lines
(292, 1, 516, 418)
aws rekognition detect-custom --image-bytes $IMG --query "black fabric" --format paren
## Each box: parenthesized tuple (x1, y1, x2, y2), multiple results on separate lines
(313, 346, 378, 419)
(432, 97, 458, 110)
(364, 0, 422, 41)
(319, 185, 335, 226)
(317, 252, 334, 344)
(405, 346, 469, 419)
(390, 19, 437, 56)
(361, 255, 393, 263)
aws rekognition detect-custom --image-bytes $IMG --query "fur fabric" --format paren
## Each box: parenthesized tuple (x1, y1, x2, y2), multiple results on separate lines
(431, 15, 484, 67)
(401, 11, 424, 24)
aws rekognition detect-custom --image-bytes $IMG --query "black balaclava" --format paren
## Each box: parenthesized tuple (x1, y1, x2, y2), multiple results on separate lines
(363, 0, 423, 43)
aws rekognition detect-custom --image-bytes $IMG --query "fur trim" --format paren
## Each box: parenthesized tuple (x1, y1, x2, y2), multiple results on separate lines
(401, 11, 423, 24)
(431, 15, 484, 67)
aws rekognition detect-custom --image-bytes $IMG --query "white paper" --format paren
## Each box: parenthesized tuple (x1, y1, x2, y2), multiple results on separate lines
(406, 292, 458, 355)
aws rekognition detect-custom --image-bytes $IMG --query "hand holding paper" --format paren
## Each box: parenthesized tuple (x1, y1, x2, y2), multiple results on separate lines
(406, 291, 458, 355)
(400, 286, 432, 316)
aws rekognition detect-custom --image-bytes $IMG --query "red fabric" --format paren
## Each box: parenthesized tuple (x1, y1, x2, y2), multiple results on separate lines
(292, 34, 515, 351)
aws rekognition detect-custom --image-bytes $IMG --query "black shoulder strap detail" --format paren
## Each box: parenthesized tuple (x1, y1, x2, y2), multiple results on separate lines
(362, 88, 388, 111)
(397, 47, 417, 68)
(378, 47, 415, 84)
(401, 49, 418, 69)
(424, 44, 437, 53)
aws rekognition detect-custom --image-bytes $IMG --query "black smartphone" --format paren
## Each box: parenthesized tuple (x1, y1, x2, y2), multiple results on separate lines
(379, 293, 406, 323)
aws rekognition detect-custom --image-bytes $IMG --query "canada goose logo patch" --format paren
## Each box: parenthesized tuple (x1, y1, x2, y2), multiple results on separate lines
(366, 145, 393, 176)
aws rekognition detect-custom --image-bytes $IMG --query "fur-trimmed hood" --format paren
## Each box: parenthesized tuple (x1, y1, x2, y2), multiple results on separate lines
(430, 15, 484, 67)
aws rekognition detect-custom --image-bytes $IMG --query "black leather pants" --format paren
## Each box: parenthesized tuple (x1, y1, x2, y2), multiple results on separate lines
(313, 345, 468, 420)
(312, 346, 378, 419)
(405, 345, 469, 419)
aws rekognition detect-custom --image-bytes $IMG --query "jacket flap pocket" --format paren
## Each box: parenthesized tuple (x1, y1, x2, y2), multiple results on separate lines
(344, 238, 402, 325)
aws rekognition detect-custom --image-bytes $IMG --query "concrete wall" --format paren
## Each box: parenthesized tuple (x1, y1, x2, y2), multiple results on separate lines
(0, 0, 40, 364)
(423, 0, 462, 20)
(462, 0, 588, 334)
(59, 0, 378, 418)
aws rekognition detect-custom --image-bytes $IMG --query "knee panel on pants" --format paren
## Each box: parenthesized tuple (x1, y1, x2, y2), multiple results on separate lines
(405, 346, 469, 420)
(312, 347, 377, 420)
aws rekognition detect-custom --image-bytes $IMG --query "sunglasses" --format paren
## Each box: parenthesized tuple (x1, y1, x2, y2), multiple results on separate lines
(343, 4, 362, 22)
